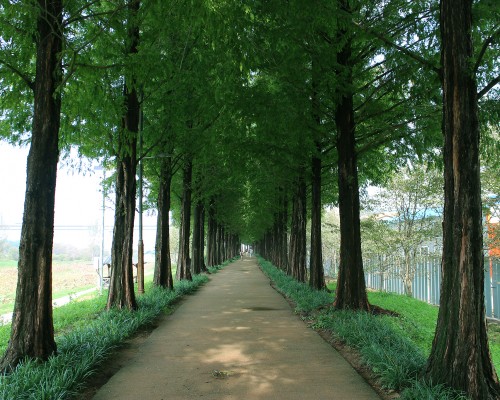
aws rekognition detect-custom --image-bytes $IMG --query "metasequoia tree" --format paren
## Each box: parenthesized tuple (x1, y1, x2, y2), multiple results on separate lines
(424, 0, 500, 397)
(191, 199, 207, 274)
(333, 0, 369, 311)
(0, 0, 62, 371)
(176, 157, 193, 281)
(153, 155, 174, 289)
(309, 54, 326, 290)
(107, 0, 141, 310)
(288, 171, 307, 281)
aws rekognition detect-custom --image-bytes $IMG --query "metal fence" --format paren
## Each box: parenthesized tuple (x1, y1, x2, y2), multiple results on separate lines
(325, 255, 500, 320)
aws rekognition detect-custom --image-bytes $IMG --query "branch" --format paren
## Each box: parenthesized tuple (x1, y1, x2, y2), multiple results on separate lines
(357, 110, 439, 155)
(473, 26, 500, 73)
(0, 59, 34, 90)
(138, 137, 164, 163)
(74, 62, 123, 70)
(64, 1, 131, 26)
(478, 74, 500, 99)
(354, 21, 441, 77)
(357, 98, 407, 124)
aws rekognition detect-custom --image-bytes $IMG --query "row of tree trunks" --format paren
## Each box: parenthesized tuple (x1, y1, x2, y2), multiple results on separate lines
(205, 199, 239, 267)
(153, 156, 174, 289)
(192, 200, 207, 274)
(107, 0, 141, 311)
(309, 54, 326, 290)
(206, 200, 218, 266)
(256, 190, 289, 271)
(309, 147, 325, 290)
(332, 0, 369, 312)
(0, 0, 63, 372)
(288, 170, 307, 282)
(277, 192, 289, 270)
(424, 0, 500, 397)
(176, 158, 193, 281)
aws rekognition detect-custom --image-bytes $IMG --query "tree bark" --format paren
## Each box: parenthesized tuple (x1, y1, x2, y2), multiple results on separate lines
(0, 0, 62, 372)
(310, 150, 325, 290)
(192, 200, 206, 274)
(207, 200, 217, 267)
(425, 0, 500, 397)
(176, 159, 193, 281)
(288, 172, 307, 282)
(107, 0, 140, 310)
(200, 205, 208, 271)
(333, 0, 369, 311)
(309, 55, 325, 289)
(216, 223, 224, 266)
(153, 157, 173, 289)
(278, 192, 289, 271)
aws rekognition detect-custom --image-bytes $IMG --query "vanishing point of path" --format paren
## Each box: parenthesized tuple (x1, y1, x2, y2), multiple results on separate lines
(93, 257, 381, 400)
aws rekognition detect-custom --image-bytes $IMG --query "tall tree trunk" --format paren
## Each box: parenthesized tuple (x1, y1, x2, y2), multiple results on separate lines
(176, 159, 193, 281)
(333, 0, 369, 311)
(200, 205, 207, 272)
(192, 201, 205, 274)
(107, 0, 140, 310)
(153, 156, 173, 289)
(310, 149, 325, 290)
(216, 223, 223, 265)
(207, 200, 217, 267)
(425, 0, 500, 397)
(309, 55, 325, 289)
(279, 193, 289, 271)
(288, 172, 307, 282)
(0, 0, 62, 371)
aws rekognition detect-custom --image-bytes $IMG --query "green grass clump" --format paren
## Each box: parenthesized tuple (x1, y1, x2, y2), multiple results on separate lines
(0, 264, 227, 400)
(400, 380, 468, 400)
(313, 308, 426, 390)
(259, 258, 473, 399)
(367, 291, 438, 355)
(258, 257, 331, 313)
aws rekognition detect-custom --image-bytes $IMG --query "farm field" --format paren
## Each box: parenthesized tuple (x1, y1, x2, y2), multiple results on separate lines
(0, 260, 155, 316)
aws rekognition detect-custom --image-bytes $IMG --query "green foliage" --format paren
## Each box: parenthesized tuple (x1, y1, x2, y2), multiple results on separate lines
(313, 308, 426, 390)
(400, 380, 468, 400)
(0, 1, 37, 144)
(52, 294, 108, 336)
(257, 257, 332, 313)
(367, 291, 439, 354)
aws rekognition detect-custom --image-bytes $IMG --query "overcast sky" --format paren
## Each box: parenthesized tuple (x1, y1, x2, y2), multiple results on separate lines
(0, 141, 108, 248)
(0, 141, 159, 252)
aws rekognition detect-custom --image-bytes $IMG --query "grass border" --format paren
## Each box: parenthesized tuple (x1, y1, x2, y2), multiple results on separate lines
(257, 256, 468, 400)
(0, 259, 234, 399)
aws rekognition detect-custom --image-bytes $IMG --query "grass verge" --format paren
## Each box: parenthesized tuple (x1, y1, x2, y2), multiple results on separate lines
(0, 261, 232, 400)
(257, 257, 472, 400)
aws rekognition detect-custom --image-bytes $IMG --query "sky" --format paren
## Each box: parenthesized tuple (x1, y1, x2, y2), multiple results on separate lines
(0, 141, 104, 246)
(0, 141, 157, 252)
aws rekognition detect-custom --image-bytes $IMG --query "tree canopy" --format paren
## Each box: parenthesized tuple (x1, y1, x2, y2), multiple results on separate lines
(1, 0, 499, 396)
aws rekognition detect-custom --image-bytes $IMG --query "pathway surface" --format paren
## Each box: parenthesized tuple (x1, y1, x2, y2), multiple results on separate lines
(93, 257, 381, 400)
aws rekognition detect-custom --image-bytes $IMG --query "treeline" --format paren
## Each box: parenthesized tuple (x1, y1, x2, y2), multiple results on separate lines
(0, 0, 498, 398)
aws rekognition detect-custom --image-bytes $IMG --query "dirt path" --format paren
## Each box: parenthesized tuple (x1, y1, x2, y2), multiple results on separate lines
(92, 257, 381, 400)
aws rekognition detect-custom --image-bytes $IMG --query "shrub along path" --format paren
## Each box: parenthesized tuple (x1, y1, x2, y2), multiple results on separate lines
(92, 256, 380, 400)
